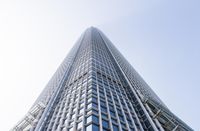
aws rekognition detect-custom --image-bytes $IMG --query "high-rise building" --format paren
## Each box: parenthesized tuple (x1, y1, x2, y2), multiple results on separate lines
(12, 27, 192, 131)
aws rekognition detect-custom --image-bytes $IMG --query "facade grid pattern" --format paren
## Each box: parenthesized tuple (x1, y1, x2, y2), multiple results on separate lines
(13, 27, 193, 131)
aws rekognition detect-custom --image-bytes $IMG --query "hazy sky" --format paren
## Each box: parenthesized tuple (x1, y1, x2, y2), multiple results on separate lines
(0, 0, 199, 130)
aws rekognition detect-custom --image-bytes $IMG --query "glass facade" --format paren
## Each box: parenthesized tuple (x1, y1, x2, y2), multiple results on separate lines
(12, 27, 192, 131)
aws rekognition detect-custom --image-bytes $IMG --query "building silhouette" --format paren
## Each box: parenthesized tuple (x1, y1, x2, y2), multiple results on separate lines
(12, 27, 192, 131)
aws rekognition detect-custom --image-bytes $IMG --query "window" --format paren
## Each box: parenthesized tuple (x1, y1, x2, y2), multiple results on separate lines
(62, 127, 67, 131)
(85, 124, 99, 131)
(72, 107, 76, 112)
(101, 113, 108, 119)
(86, 115, 99, 124)
(79, 102, 84, 108)
(87, 97, 98, 103)
(129, 127, 135, 131)
(110, 111, 116, 117)
(87, 109, 98, 115)
(121, 122, 126, 128)
(87, 103, 98, 109)
(71, 113, 76, 119)
(77, 115, 83, 121)
(101, 106, 107, 113)
(109, 104, 114, 110)
(111, 118, 118, 123)
(79, 108, 84, 114)
(113, 124, 119, 131)
(102, 119, 109, 128)
(77, 121, 82, 130)
(87, 103, 92, 109)
(127, 120, 133, 126)
(68, 127, 73, 131)
(119, 115, 124, 121)
(100, 100, 106, 106)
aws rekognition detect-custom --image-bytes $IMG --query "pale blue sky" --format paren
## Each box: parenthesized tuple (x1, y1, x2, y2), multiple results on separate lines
(0, 0, 199, 130)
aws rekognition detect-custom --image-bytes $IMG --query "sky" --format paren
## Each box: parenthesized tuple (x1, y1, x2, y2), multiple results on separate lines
(0, 0, 199, 130)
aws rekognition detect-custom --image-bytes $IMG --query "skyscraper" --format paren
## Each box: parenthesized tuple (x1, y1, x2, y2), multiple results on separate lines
(12, 27, 192, 131)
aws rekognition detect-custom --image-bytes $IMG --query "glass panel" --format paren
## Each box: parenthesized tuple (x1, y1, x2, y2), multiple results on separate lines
(86, 115, 99, 124)
(113, 124, 119, 131)
(68, 127, 73, 131)
(77, 121, 82, 129)
(86, 124, 92, 131)
(79, 108, 84, 114)
(102, 119, 109, 128)
(85, 124, 99, 131)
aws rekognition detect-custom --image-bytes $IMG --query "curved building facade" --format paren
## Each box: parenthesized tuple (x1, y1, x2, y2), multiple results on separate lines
(12, 27, 192, 131)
